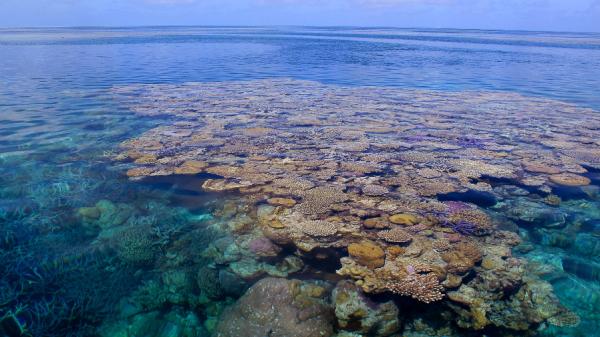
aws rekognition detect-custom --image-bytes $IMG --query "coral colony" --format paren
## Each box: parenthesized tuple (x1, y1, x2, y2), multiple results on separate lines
(89, 78, 600, 335)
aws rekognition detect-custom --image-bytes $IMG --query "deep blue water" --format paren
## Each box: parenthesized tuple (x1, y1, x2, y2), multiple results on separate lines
(2, 27, 600, 108)
(1, 27, 600, 337)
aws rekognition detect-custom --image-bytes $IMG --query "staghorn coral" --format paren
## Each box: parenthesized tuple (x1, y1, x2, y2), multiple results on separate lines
(432, 239, 452, 252)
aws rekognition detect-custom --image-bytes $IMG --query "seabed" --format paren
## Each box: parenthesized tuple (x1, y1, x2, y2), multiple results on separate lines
(2, 78, 600, 337)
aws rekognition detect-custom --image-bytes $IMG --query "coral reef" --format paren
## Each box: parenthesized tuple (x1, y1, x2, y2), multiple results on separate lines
(109, 79, 600, 335)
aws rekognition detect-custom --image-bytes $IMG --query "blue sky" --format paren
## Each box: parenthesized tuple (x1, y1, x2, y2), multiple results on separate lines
(1, 0, 599, 32)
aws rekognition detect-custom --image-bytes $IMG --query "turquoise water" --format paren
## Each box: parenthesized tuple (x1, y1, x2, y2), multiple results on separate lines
(1, 27, 600, 337)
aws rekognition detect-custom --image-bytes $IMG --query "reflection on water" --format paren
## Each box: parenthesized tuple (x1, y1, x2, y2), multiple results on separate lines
(0, 27, 599, 337)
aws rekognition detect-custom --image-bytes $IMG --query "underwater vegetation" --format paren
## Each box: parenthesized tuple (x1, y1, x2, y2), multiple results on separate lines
(102, 78, 600, 336)
(0, 128, 223, 337)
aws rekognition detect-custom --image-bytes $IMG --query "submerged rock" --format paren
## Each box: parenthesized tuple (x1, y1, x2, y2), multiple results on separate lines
(214, 277, 334, 337)
(197, 266, 224, 300)
(503, 199, 567, 228)
(101, 308, 206, 337)
(218, 269, 247, 297)
(332, 280, 400, 336)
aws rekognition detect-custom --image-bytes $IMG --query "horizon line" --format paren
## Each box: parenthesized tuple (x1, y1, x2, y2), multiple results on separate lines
(1, 24, 599, 35)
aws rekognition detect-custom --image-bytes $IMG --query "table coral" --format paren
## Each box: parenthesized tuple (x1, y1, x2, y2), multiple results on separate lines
(377, 228, 413, 244)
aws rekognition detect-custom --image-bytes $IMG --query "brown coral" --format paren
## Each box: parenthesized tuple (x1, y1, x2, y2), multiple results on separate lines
(377, 228, 413, 244)
(549, 173, 591, 186)
(296, 186, 349, 215)
(387, 272, 444, 303)
(348, 241, 386, 268)
(442, 242, 483, 274)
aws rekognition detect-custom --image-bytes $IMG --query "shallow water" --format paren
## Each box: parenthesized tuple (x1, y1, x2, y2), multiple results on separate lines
(1, 27, 599, 337)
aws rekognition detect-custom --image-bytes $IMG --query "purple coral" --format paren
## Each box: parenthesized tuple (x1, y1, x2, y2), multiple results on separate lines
(444, 201, 473, 214)
(447, 220, 479, 236)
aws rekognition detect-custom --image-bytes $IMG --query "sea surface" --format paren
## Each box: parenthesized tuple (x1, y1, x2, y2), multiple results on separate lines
(1, 27, 599, 337)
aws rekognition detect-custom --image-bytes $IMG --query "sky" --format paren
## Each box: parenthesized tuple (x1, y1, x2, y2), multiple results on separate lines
(1, 0, 599, 32)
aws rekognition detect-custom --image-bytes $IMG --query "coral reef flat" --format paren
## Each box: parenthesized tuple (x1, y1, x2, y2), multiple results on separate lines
(1, 27, 600, 337)
(110, 79, 599, 336)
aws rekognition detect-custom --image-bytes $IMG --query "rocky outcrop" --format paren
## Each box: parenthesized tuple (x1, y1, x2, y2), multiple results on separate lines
(214, 277, 334, 337)
(332, 280, 400, 336)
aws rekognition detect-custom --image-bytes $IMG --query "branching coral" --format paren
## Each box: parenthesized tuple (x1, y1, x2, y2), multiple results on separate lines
(387, 272, 444, 303)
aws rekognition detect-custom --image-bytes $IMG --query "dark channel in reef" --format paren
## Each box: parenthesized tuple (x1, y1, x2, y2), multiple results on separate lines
(2, 79, 600, 337)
